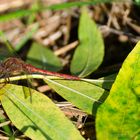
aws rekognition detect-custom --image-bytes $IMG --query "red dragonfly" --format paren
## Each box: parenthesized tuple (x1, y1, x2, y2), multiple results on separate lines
(0, 57, 80, 80)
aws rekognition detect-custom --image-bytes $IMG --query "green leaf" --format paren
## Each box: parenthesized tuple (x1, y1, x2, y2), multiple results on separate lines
(96, 41, 140, 139)
(1, 84, 84, 140)
(44, 78, 109, 115)
(134, 0, 140, 5)
(26, 42, 62, 72)
(70, 7, 104, 77)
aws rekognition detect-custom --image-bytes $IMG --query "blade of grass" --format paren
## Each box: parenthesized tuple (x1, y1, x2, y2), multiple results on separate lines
(0, 0, 123, 22)
(0, 115, 13, 137)
(15, 23, 39, 51)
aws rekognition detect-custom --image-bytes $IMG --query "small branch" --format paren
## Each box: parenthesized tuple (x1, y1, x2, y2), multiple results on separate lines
(0, 121, 10, 128)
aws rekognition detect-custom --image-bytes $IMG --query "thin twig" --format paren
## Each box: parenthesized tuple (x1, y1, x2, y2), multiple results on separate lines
(54, 40, 79, 56)
(0, 121, 11, 128)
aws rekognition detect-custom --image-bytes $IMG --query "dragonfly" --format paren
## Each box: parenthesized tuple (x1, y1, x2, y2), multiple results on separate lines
(0, 57, 80, 81)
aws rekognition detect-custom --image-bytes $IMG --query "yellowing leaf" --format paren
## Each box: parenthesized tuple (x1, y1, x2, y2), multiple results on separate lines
(96, 41, 140, 140)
